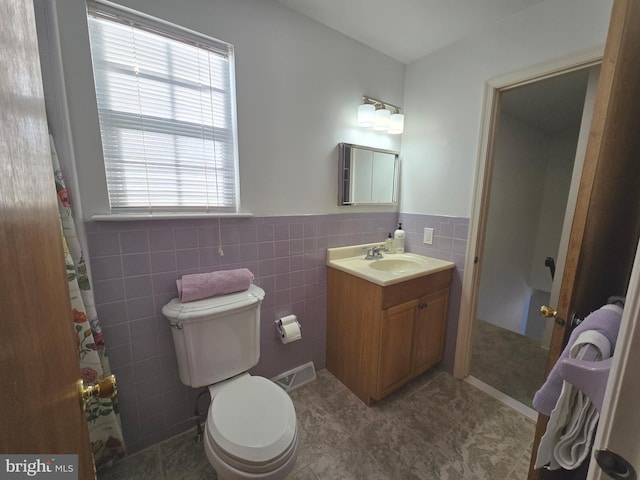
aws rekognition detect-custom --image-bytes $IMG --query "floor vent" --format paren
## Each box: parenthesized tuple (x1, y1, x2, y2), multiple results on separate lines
(271, 361, 316, 392)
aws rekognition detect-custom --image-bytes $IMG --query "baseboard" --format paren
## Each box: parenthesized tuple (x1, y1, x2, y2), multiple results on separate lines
(465, 375, 538, 421)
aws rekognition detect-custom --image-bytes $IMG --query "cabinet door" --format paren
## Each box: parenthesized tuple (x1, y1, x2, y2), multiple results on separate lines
(412, 288, 450, 375)
(376, 299, 417, 399)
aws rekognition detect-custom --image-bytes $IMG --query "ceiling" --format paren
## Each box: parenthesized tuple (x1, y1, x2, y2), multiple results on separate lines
(501, 68, 592, 134)
(275, 0, 547, 64)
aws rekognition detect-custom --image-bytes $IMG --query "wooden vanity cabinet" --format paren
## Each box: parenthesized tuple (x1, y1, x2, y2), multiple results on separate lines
(327, 266, 452, 405)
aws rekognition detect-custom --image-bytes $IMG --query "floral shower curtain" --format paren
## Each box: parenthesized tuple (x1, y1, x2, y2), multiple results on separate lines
(50, 136, 126, 468)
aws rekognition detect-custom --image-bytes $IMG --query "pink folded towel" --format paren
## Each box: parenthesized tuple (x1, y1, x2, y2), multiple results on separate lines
(177, 268, 254, 302)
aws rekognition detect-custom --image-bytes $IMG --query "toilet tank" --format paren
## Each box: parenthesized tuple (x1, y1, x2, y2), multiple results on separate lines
(162, 285, 265, 388)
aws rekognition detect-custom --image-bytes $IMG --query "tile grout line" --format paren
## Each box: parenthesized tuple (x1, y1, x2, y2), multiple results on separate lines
(506, 440, 534, 478)
(157, 444, 164, 480)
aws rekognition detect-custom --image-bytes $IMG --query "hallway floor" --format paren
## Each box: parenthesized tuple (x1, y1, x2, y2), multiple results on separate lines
(471, 319, 548, 409)
(97, 369, 534, 480)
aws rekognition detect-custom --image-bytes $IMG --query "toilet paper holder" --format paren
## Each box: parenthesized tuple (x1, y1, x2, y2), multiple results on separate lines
(275, 315, 301, 342)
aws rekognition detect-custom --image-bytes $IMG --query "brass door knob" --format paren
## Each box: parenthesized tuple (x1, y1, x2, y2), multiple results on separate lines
(540, 305, 566, 326)
(79, 374, 117, 410)
(540, 305, 558, 318)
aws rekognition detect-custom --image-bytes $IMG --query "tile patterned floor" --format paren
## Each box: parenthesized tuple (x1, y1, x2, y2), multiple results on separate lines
(97, 369, 535, 480)
(471, 319, 548, 408)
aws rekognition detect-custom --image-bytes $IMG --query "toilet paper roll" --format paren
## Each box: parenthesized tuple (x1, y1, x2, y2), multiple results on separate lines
(279, 314, 298, 326)
(280, 322, 302, 344)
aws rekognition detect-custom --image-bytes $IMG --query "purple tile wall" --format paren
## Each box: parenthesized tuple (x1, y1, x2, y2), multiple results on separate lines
(398, 213, 470, 374)
(86, 212, 397, 453)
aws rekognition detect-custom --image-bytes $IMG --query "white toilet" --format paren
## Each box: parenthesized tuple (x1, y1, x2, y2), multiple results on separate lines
(162, 285, 298, 480)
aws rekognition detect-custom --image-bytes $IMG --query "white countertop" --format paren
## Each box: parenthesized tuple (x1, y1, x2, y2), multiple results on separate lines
(327, 243, 455, 286)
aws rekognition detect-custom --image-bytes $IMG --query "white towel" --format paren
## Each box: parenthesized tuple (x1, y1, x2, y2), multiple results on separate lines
(535, 330, 611, 470)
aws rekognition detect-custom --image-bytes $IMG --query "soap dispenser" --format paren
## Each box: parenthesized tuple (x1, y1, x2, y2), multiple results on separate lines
(393, 223, 405, 253)
(385, 233, 393, 253)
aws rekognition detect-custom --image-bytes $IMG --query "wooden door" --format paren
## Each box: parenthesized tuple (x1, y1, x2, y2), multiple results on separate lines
(376, 299, 416, 399)
(412, 288, 449, 375)
(0, 1, 95, 478)
(528, 0, 640, 477)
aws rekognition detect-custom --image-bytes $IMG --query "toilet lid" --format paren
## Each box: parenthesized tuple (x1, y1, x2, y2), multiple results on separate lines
(209, 376, 297, 464)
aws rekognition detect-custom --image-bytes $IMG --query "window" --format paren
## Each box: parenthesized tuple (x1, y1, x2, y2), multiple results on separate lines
(87, 2, 238, 213)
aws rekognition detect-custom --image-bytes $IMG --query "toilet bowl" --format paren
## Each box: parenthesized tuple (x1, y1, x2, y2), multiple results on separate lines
(204, 375, 298, 480)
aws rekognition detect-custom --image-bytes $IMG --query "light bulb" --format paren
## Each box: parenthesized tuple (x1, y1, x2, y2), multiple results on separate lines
(388, 113, 404, 134)
(373, 108, 390, 131)
(357, 104, 375, 127)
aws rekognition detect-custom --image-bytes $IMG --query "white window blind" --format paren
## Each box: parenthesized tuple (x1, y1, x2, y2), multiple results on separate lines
(87, 3, 238, 213)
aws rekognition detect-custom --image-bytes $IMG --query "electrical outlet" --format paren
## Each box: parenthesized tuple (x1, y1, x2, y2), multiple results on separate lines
(423, 228, 434, 245)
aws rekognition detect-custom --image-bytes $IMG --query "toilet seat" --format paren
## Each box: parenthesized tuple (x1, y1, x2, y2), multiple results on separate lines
(207, 375, 297, 472)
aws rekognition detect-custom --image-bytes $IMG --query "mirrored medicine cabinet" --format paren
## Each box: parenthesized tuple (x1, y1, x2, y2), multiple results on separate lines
(338, 143, 399, 206)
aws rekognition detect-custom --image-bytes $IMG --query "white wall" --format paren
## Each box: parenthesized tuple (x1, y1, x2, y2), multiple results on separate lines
(528, 126, 580, 292)
(476, 113, 549, 331)
(50, 0, 405, 220)
(400, 0, 612, 217)
(50, 0, 613, 220)
(476, 112, 582, 333)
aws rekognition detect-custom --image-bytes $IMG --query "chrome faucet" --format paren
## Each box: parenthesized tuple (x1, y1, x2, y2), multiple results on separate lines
(364, 245, 385, 260)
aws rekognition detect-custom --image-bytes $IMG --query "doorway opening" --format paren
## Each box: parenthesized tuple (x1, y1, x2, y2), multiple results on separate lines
(454, 49, 604, 419)
(470, 68, 594, 413)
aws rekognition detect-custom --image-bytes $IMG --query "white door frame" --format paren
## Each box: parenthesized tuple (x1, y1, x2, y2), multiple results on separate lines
(588, 238, 640, 478)
(453, 46, 604, 379)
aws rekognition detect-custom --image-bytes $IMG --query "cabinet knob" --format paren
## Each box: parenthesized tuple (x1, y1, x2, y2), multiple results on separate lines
(418, 303, 428, 309)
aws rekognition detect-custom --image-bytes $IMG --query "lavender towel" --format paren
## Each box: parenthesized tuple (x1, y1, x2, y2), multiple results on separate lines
(532, 301, 623, 416)
(177, 268, 254, 303)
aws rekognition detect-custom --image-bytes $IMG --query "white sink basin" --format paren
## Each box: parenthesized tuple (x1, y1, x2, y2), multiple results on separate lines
(326, 244, 455, 286)
(368, 258, 423, 273)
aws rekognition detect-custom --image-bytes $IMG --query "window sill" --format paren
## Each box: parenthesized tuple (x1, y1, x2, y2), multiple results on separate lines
(91, 212, 254, 221)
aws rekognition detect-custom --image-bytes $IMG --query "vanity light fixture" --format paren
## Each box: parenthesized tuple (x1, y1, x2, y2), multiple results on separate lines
(357, 96, 404, 134)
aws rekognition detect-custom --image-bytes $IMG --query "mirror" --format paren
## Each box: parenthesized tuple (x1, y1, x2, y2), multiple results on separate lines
(338, 143, 399, 206)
